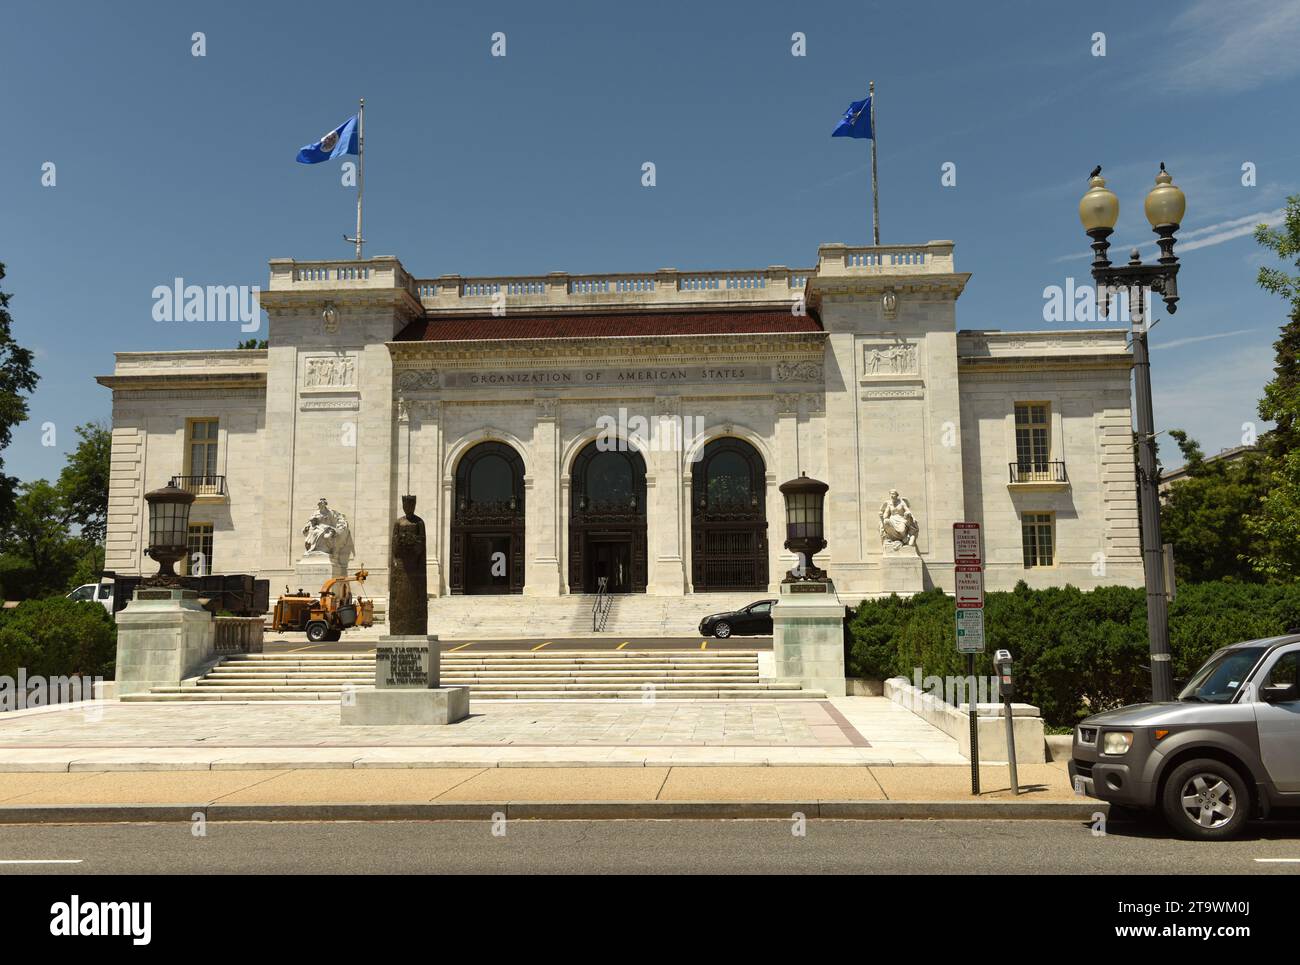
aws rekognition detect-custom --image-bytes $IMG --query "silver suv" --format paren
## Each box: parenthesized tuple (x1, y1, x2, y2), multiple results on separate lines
(1068, 635, 1300, 839)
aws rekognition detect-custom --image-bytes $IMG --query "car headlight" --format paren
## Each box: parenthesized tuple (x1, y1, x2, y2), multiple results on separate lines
(1102, 731, 1133, 755)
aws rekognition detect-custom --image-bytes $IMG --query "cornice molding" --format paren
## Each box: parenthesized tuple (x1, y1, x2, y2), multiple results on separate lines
(388, 330, 826, 366)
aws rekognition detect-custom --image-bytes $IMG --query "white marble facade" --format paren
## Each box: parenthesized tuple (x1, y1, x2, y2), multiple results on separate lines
(98, 242, 1143, 606)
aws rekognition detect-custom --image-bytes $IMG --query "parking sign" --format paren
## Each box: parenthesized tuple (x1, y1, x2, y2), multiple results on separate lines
(956, 608, 985, 653)
(953, 522, 981, 565)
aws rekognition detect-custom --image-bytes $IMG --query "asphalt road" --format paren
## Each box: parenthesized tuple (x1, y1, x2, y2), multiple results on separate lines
(265, 635, 773, 654)
(2, 818, 1299, 874)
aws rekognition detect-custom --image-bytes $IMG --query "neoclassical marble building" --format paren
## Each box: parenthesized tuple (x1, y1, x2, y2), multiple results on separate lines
(98, 241, 1143, 607)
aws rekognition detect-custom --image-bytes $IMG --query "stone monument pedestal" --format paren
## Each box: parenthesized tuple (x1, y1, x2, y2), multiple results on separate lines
(114, 587, 216, 696)
(879, 544, 924, 595)
(772, 579, 847, 697)
(341, 635, 469, 726)
(294, 552, 344, 594)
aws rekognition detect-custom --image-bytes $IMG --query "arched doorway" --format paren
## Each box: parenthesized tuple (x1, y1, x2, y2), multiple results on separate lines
(450, 441, 525, 594)
(691, 437, 768, 591)
(568, 441, 647, 593)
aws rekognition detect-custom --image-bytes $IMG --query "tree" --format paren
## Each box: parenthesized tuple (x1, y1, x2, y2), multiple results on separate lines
(0, 480, 79, 599)
(1255, 197, 1300, 459)
(1160, 430, 1267, 583)
(57, 422, 110, 545)
(0, 263, 40, 526)
(1247, 196, 1300, 577)
(236, 338, 267, 349)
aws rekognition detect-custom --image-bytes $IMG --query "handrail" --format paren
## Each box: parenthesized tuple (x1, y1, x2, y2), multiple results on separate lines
(592, 577, 612, 632)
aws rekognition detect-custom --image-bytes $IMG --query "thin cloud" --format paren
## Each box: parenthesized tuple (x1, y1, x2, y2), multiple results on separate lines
(1052, 208, 1285, 263)
(1151, 328, 1257, 351)
(1153, 0, 1300, 94)
(1180, 209, 1285, 252)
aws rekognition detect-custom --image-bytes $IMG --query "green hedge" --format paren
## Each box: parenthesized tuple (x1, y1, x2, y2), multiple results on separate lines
(0, 598, 117, 681)
(846, 581, 1300, 727)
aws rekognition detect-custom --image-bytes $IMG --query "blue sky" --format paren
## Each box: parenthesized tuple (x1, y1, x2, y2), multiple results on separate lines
(2, 0, 1298, 483)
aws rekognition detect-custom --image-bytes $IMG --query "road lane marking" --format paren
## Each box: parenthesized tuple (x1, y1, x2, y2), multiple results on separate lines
(447, 642, 474, 652)
(0, 859, 83, 865)
(532, 641, 552, 651)
(1255, 858, 1300, 863)
(616, 642, 629, 650)
(700, 640, 708, 650)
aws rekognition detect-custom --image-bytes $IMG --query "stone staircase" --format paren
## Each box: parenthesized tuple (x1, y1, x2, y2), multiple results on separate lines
(123, 650, 826, 701)
(423, 591, 766, 638)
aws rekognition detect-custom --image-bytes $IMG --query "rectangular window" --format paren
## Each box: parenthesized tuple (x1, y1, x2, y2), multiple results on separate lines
(186, 523, 214, 576)
(1021, 513, 1054, 567)
(1014, 403, 1050, 475)
(186, 418, 220, 480)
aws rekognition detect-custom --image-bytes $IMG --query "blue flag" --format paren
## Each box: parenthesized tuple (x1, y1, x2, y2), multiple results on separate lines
(832, 96, 872, 139)
(296, 115, 359, 164)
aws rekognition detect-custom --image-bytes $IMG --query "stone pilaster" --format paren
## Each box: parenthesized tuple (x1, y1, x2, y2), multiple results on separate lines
(525, 398, 564, 595)
(647, 395, 686, 595)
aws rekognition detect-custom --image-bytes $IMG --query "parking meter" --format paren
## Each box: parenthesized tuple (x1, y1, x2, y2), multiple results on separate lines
(994, 649, 1015, 700)
(993, 649, 1019, 794)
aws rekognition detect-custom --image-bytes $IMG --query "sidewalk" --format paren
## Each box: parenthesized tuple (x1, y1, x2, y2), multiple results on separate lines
(0, 696, 1100, 821)
(0, 762, 1097, 822)
(0, 695, 969, 770)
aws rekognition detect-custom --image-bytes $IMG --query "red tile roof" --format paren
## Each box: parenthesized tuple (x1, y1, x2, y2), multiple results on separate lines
(394, 309, 822, 342)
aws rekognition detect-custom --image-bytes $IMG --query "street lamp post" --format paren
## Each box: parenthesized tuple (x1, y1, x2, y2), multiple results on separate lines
(1079, 164, 1186, 703)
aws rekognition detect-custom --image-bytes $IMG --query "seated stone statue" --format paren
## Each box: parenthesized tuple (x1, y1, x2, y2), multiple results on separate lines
(878, 489, 919, 549)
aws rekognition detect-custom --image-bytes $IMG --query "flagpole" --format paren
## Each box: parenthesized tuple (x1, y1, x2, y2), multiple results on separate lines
(869, 80, 879, 245)
(354, 98, 365, 259)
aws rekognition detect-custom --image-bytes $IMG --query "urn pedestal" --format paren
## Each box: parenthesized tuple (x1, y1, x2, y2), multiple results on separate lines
(771, 578, 847, 697)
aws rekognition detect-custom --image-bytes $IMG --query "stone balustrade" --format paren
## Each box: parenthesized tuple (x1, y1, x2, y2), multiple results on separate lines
(213, 616, 264, 655)
(263, 241, 958, 313)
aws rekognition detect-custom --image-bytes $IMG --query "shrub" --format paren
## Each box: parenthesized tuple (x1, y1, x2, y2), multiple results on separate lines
(0, 597, 117, 681)
(846, 580, 1300, 727)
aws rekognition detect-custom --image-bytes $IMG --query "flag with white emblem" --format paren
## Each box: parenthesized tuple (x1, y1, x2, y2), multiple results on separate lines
(296, 115, 359, 164)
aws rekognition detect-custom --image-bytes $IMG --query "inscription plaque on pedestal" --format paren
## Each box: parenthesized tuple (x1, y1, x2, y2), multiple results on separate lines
(377, 643, 434, 689)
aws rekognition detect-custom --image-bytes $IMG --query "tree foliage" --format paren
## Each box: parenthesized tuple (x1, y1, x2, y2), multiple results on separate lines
(1247, 196, 1300, 576)
(1159, 430, 1267, 583)
(57, 422, 111, 545)
(0, 480, 79, 598)
(0, 263, 40, 525)
(847, 582, 1300, 727)
(0, 596, 117, 681)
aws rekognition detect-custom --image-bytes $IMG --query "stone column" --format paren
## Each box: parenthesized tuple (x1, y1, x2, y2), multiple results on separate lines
(414, 400, 443, 596)
(647, 395, 686, 595)
(526, 399, 563, 595)
(771, 394, 801, 591)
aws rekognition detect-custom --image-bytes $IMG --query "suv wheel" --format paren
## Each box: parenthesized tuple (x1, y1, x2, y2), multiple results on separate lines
(713, 622, 732, 639)
(1160, 758, 1249, 840)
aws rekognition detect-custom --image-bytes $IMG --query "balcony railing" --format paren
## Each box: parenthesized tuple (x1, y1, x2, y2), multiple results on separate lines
(170, 475, 227, 497)
(1008, 462, 1068, 485)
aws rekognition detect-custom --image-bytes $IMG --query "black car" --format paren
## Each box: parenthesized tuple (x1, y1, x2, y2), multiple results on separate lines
(699, 599, 777, 638)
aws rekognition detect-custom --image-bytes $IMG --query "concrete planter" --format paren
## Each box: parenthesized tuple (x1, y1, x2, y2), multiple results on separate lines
(884, 676, 1045, 764)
